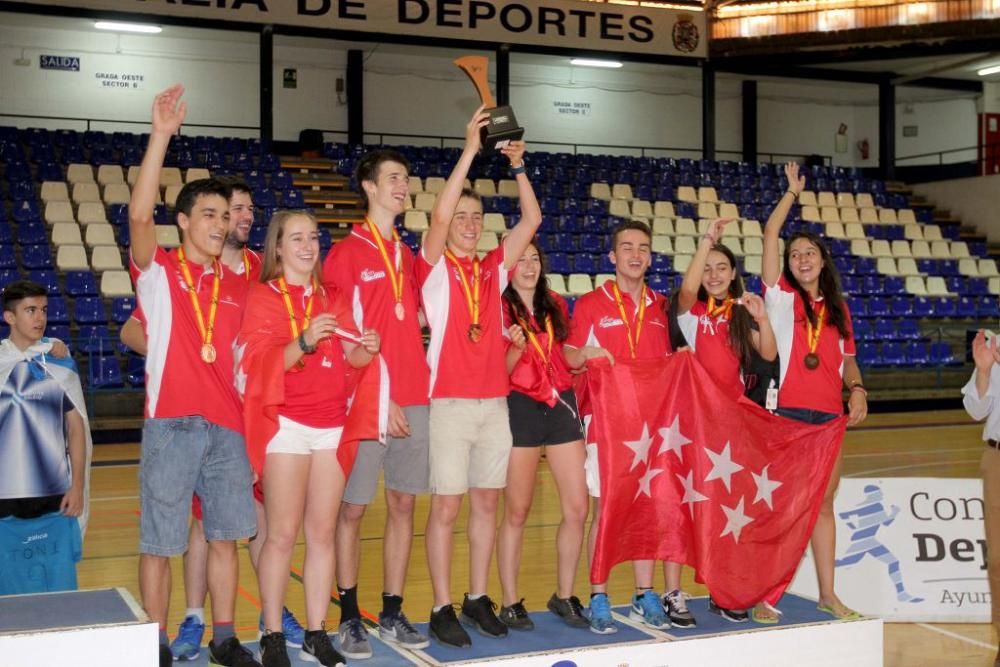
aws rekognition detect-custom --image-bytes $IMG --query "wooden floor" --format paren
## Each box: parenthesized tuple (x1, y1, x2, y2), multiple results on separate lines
(80, 409, 995, 666)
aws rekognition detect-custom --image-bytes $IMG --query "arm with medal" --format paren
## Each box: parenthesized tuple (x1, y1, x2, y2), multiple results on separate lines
(762, 161, 805, 289)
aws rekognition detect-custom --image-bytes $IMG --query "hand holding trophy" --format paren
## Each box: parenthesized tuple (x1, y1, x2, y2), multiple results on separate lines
(454, 55, 524, 152)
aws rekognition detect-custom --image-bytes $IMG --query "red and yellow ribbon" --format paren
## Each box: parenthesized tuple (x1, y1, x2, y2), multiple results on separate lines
(177, 246, 220, 363)
(445, 249, 480, 333)
(366, 218, 404, 308)
(611, 282, 646, 360)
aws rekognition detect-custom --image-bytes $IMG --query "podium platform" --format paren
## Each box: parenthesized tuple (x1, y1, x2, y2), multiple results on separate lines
(0, 591, 882, 666)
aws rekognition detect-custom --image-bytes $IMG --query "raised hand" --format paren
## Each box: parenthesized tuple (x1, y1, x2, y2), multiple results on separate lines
(704, 217, 734, 245)
(972, 330, 998, 371)
(151, 84, 187, 137)
(784, 161, 805, 195)
(501, 140, 526, 168)
(464, 105, 490, 154)
(508, 323, 527, 350)
(739, 292, 767, 322)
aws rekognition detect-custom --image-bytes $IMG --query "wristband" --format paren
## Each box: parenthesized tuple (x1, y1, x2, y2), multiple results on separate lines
(850, 384, 867, 397)
(511, 164, 526, 176)
(298, 332, 316, 354)
(785, 190, 800, 200)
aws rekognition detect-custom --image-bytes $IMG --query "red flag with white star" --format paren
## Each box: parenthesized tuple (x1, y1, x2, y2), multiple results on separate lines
(586, 353, 846, 609)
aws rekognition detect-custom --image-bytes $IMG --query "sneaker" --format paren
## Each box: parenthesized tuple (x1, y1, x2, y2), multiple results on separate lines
(207, 637, 262, 667)
(663, 589, 697, 628)
(587, 593, 618, 635)
(429, 604, 472, 648)
(547, 593, 589, 629)
(171, 615, 206, 660)
(160, 644, 173, 667)
(459, 594, 509, 638)
(378, 609, 430, 649)
(257, 632, 290, 667)
(498, 599, 534, 631)
(300, 627, 346, 667)
(259, 607, 305, 649)
(630, 590, 671, 630)
(336, 618, 373, 659)
(708, 597, 749, 623)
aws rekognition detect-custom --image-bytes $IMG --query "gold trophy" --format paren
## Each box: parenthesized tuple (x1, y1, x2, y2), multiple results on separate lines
(454, 55, 524, 152)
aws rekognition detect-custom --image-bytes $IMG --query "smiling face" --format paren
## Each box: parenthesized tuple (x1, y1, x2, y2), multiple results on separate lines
(4, 296, 47, 347)
(702, 249, 735, 300)
(787, 237, 825, 289)
(609, 228, 652, 282)
(512, 243, 541, 292)
(447, 195, 484, 256)
(277, 214, 320, 280)
(364, 159, 410, 217)
(178, 193, 230, 261)
(226, 189, 254, 249)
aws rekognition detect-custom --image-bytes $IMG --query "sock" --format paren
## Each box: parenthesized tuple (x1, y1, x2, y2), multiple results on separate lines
(432, 604, 449, 613)
(213, 621, 234, 643)
(382, 593, 403, 617)
(185, 607, 205, 624)
(338, 585, 360, 624)
(466, 593, 484, 601)
(159, 626, 169, 646)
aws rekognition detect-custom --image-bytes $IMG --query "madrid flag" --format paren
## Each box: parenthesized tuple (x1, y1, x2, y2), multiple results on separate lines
(587, 353, 846, 610)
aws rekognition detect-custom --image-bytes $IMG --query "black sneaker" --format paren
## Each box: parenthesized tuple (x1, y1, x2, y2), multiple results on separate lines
(460, 594, 509, 638)
(257, 632, 290, 667)
(429, 605, 471, 648)
(498, 599, 534, 631)
(547, 593, 589, 629)
(663, 589, 697, 628)
(208, 637, 262, 666)
(708, 597, 749, 623)
(159, 644, 172, 667)
(300, 627, 346, 667)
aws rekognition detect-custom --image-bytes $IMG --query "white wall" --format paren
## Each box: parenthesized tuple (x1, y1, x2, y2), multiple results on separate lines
(896, 92, 979, 166)
(913, 175, 1000, 241)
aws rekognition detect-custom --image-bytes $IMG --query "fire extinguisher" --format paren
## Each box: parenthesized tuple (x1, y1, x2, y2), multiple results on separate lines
(857, 138, 870, 160)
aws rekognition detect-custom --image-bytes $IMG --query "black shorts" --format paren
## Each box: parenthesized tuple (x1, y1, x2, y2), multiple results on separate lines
(0, 494, 62, 519)
(508, 389, 584, 447)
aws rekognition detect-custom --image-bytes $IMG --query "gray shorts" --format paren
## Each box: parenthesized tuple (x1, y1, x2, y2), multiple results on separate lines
(342, 404, 430, 506)
(139, 416, 257, 556)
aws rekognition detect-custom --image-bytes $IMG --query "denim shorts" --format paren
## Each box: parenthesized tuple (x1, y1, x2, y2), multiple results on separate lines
(139, 416, 256, 556)
(775, 407, 840, 425)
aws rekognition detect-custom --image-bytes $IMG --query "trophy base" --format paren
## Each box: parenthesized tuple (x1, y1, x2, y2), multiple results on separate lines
(481, 105, 524, 152)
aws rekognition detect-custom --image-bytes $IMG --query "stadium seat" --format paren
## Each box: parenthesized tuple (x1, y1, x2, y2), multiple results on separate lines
(821, 207, 840, 223)
(476, 232, 498, 252)
(413, 193, 436, 212)
(111, 296, 137, 324)
(951, 241, 970, 258)
(72, 182, 101, 204)
(103, 183, 130, 205)
(925, 277, 954, 296)
(923, 225, 943, 241)
(677, 186, 697, 203)
(851, 240, 872, 257)
(186, 168, 210, 182)
(567, 274, 592, 294)
(51, 223, 83, 247)
(85, 224, 117, 247)
(164, 184, 183, 208)
(653, 201, 675, 218)
(78, 202, 108, 225)
(404, 210, 429, 231)
(589, 183, 611, 200)
(652, 218, 673, 236)
(878, 208, 898, 224)
(97, 164, 124, 186)
(979, 259, 999, 277)
(856, 193, 875, 208)
(651, 236, 672, 255)
(424, 177, 446, 194)
(903, 224, 923, 241)
(675, 219, 697, 237)
(44, 202, 75, 225)
(697, 187, 719, 203)
(891, 240, 912, 258)
(798, 191, 817, 207)
(46, 297, 70, 324)
(74, 297, 107, 324)
(836, 193, 856, 208)
(101, 270, 134, 297)
(958, 258, 980, 276)
(673, 254, 693, 272)
(845, 223, 865, 239)
(40, 181, 69, 204)
(89, 355, 124, 389)
(56, 245, 88, 271)
(612, 184, 633, 200)
(801, 206, 821, 222)
(839, 208, 859, 223)
(631, 200, 653, 218)
(66, 163, 94, 184)
(871, 240, 892, 257)
(930, 342, 958, 366)
(817, 192, 837, 207)
(90, 246, 123, 272)
(897, 209, 917, 225)
(547, 274, 568, 295)
(160, 167, 183, 188)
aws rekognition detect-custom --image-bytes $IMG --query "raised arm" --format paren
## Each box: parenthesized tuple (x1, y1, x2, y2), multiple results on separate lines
(762, 161, 805, 288)
(500, 141, 543, 270)
(424, 106, 490, 266)
(677, 218, 730, 314)
(130, 84, 187, 271)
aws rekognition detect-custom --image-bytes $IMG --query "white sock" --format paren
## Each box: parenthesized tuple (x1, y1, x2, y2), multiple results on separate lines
(185, 607, 205, 624)
(466, 593, 484, 601)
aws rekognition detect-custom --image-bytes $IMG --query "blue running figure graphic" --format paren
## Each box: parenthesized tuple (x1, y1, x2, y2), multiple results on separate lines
(835, 484, 924, 603)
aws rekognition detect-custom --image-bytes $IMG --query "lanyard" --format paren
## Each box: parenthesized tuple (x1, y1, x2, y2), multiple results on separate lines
(365, 218, 405, 308)
(445, 249, 482, 341)
(277, 276, 317, 340)
(706, 295, 734, 321)
(611, 282, 646, 359)
(242, 249, 252, 281)
(177, 247, 220, 364)
(518, 312, 554, 365)
(806, 302, 827, 355)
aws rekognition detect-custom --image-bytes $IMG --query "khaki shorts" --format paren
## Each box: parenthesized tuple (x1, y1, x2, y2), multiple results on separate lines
(429, 398, 513, 495)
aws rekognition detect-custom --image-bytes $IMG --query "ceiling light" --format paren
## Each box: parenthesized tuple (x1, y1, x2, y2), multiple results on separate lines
(94, 21, 162, 34)
(978, 64, 1000, 76)
(570, 58, 623, 69)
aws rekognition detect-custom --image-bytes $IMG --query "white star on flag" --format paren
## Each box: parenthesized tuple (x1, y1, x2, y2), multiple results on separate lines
(720, 496, 754, 543)
(704, 441, 744, 492)
(657, 415, 692, 462)
(751, 464, 783, 510)
(635, 467, 664, 500)
(677, 471, 709, 517)
(623, 423, 655, 472)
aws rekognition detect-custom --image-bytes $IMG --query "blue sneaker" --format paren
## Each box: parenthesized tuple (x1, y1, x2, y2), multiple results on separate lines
(587, 593, 618, 635)
(258, 607, 305, 649)
(630, 590, 671, 629)
(170, 615, 205, 661)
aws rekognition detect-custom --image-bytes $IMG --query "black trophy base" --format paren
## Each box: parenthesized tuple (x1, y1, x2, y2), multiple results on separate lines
(481, 105, 525, 152)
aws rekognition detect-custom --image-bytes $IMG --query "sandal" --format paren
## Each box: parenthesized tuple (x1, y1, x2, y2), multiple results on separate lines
(751, 602, 781, 625)
(816, 602, 862, 620)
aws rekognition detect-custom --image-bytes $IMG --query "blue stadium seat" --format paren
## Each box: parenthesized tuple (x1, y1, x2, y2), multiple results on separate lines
(883, 277, 904, 295)
(852, 318, 873, 341)
(651, 254, 672, 274)
(648, 274, 670, 293)
(912, 297, 935, 318)
(111, 297, 137, 324)
(902, 342, 928, 366)
(45, 325, 71, 346)
(13, 200, 41, 223)
(127, 355, 146, 387)
(889, 295, 913, 317)
(79, 325, 114, 354)
(0, 269, 20, 289)
(957, 297, 977, 318)
(572, 254, 598, 274)
(868, 297, 890, 317)
(930, 342, 959, 366)
(47, 297, 70, 324)
(108, 204, 129, 226)
(547, 253, 571, 274)
(28, 270, 60, 295)
(18, 223, 47, 245)
(0, 246, 16, 271)
(271, 170, 293, 189)
(978, 296, 1000, 319)
(74, 297, 107, 325)
(65, 271, 98, 297)
(745, 275, 762, 294)
(88, 354, 123, 389)
(896, 319, 921, 340)
(935, 297, 957, 318)
(881, 342, 905, 365)
(281, 189, 304, 207)
(856, 342, 879, 367)
(21, 245, 52, 270)
(873, 318, 896, 340)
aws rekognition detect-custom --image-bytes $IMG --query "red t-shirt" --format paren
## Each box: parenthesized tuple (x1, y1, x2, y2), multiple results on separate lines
(246, 281, 360, 428)
(764, 276, 856, 414)
(416, 245, 509, 399)
(565, 280, 671, 360)
(502, 291, 574, 394)
(323, 226, 429, 407)
(130, 246, 247, 434)
(678, 300, 744, 400)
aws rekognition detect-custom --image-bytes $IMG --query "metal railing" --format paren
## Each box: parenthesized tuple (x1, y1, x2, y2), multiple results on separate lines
(0, 112, 260, 136)
(895, 143, 999, 167)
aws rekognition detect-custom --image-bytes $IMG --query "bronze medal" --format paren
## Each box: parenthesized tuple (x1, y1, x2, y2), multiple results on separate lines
(804, 352, 820, 370)
(395, 302, 405, 321)
(201, 343, 217, 364)
(468, 324, 482, 343)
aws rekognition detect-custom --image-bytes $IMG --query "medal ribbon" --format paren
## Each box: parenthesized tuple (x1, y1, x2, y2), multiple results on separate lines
(177, 247, 220, 352)
(278, 276, 317, 340)
(806, 302, 826, 356)
(611, 282, 646, 359)
(445, 249, 480, 329)
(242, 248, 252, 282)
(518, 313, 554, 365)
(366, 218, 404, 307)
(707, 295, 734, 322)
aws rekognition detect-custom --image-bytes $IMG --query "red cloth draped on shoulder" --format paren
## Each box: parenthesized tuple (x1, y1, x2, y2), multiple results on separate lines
(236, 281, 388, 479)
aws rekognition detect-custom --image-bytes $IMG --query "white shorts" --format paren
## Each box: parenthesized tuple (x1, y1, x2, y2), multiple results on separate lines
(265, 416, 343, 455)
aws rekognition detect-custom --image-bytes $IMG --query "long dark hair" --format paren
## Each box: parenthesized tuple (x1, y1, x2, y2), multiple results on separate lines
(696, 244, 755, 372)
(504, 242, 569, 341)
(782, 232, 851, 338)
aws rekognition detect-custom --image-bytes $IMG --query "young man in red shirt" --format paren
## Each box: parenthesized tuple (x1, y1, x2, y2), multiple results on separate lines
(130, 84, 259, 667)
(417, 108, 541, 647)
(323, 149, 431, 658)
